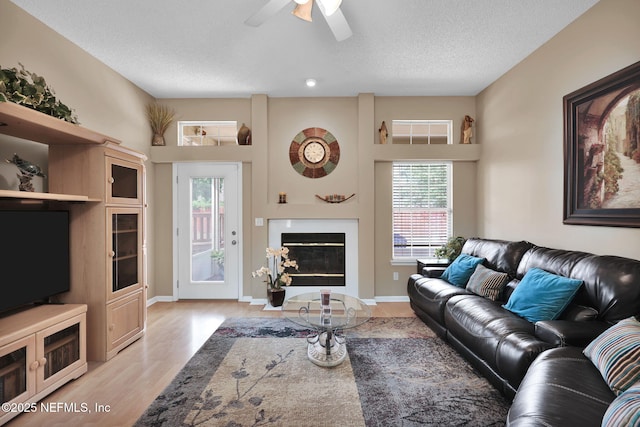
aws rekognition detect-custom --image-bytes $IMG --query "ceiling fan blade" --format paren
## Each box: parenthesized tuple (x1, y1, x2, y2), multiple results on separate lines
(319, 7, 352, 41)
(245, 0, 292, 27)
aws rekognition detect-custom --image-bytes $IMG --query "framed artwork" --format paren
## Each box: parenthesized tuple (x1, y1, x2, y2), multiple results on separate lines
(563, 61, 640, 227)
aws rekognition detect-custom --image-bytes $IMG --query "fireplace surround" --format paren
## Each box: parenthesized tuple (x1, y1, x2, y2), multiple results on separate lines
(269, 219, 358, 298)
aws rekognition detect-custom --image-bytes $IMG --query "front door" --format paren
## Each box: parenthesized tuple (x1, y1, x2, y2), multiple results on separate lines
(175, 162, 240, 299)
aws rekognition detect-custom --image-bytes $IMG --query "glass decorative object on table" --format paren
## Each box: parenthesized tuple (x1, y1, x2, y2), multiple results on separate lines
(282, 291, 371, 367)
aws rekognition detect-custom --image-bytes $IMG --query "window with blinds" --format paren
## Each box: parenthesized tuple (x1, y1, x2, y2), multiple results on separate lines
(392, 162, 452, 259)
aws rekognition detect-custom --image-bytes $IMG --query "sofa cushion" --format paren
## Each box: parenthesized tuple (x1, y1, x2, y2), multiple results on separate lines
(507, 346, 614, 426)
(517, 247, 640, 324)
(560, 304, 599, 322)
(601, 383, 640, 426)
(462, 238, 533, 278)
(444, 295, 550, 388)
(466, 264, 509, 301)
(583, 316, 640, 396)
(503, 268, 583, 323)
(440, 254, 485, 287)
(407, 275, 470, 327)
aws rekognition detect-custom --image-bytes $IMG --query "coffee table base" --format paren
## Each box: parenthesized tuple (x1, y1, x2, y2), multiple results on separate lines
(307, 331, 347, 367)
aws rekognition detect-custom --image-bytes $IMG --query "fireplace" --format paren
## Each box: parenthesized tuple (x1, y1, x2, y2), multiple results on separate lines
(281, 232, 345, 286)
(269, 219, 358, 297)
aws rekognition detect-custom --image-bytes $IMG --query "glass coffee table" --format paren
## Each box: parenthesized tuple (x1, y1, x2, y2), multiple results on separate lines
(282, 291, 372, 367)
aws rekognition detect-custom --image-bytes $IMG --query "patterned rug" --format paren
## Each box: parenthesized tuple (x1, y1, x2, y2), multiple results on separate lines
(134, 317, 509, 426)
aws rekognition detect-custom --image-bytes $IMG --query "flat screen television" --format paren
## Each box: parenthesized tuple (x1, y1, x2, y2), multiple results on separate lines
(0, 210, 70, 314)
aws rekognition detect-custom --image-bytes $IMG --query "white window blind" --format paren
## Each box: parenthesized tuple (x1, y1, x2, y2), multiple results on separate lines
(392, 162, 452, 258)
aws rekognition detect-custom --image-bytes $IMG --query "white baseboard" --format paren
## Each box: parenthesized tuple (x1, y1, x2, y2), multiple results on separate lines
(146, 295, 174, 306)
(374, 296, 410, 303)
(146, 295, 409, 307)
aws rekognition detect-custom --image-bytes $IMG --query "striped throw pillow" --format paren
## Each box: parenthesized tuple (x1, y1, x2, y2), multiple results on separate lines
(583, 316, 640, 396)
(602, 384, 640, 426)
(465, 264, 509, 301)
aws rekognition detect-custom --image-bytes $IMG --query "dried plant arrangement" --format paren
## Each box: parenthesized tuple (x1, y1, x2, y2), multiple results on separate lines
(145, 102, 176, 146)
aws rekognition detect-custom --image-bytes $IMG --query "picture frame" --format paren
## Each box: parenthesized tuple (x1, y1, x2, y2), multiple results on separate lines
(563, 60, 640, 227)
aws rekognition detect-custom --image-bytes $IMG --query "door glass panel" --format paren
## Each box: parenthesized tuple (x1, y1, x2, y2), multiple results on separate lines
(112, 213, 139, 292)
(111, 164, 138, 199)
(0, 347, 26, 403)
(191, 177, 225, 282)
(43, 324, 80, 380)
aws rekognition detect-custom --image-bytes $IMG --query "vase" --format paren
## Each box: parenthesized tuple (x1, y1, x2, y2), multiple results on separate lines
(267, 287, 286, 307)
(152, 133, 165, 146)
(237, 123, 251, 145)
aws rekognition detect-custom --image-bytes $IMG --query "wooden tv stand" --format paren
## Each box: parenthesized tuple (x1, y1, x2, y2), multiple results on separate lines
(0, 304, 87, 425)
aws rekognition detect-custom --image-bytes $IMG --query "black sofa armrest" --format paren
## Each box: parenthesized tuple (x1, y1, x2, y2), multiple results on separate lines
(534, 320, 611, 347)
(422, 266, 447, 278)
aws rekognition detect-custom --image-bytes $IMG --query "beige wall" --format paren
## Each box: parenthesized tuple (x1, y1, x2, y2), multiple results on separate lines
(4, 0, 638, 303)
(150, 95, 478, 299)
(476, 0, 640, 260)
(0, 1, 157, 294)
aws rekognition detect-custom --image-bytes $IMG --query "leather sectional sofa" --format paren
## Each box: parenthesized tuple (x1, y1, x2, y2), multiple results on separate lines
(407, 237, 640, 425)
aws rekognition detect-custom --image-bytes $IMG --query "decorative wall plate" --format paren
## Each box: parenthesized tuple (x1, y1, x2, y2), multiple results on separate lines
(289, 127, 340, 178)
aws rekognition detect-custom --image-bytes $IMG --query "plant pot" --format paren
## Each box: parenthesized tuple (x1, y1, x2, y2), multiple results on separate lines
(152, 133, 166, 146)
(267, 287, 286, 307)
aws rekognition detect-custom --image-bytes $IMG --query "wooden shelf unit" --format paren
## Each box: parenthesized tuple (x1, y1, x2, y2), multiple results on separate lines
(0, 304, 87, 426)
(0, 189, 90, 202)
(0, 102, 147, 363)
(49, 144, 147, 362)
(0, 102, 120, 146)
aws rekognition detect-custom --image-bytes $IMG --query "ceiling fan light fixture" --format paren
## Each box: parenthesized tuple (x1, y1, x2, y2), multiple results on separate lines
(317, 0, 342, 16)
(305, 78, 317, 87)
(292, 0, 313, 22)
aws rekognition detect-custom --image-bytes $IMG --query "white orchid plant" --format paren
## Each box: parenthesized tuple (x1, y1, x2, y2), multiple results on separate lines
(252, 247, 299, 290)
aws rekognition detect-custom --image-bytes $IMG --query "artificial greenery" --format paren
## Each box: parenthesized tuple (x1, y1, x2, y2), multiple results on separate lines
(435, 236, 466, 262)
(0, 63, 79, 124)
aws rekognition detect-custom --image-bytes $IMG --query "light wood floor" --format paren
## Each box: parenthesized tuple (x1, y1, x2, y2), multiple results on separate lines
(6, 300, 414, 427)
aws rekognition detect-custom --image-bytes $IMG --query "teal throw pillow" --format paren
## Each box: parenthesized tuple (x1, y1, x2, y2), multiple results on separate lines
(584, 316, 640, 396)
(502, 268, 583, 323)
(440, 254, 485, 288)
(602, 384, 640, 425)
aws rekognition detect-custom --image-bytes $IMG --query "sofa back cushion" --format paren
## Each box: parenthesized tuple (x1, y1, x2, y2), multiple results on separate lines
(461, 238, 534, 278)
(517, 246, 640, 324)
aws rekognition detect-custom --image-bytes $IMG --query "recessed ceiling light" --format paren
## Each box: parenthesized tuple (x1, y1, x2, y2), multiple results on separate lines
(306, 78, 317, 87)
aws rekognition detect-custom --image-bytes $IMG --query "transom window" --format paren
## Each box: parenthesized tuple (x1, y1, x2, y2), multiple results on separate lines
(392, 162, 452, 259)
(178, 121, 238, 146)
(391, 120, 452, 145)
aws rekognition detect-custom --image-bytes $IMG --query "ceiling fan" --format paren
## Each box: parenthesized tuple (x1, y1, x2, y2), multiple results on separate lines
(245, 0, 353, 42)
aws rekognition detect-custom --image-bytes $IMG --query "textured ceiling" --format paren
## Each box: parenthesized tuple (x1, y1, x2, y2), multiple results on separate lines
(10, 0, 600, 98)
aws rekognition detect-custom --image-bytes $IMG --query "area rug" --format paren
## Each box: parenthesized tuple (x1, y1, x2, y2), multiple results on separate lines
(134, 317, 509, 426)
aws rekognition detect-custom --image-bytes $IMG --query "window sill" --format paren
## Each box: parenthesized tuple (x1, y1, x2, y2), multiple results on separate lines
(390, 259, 417, 266)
